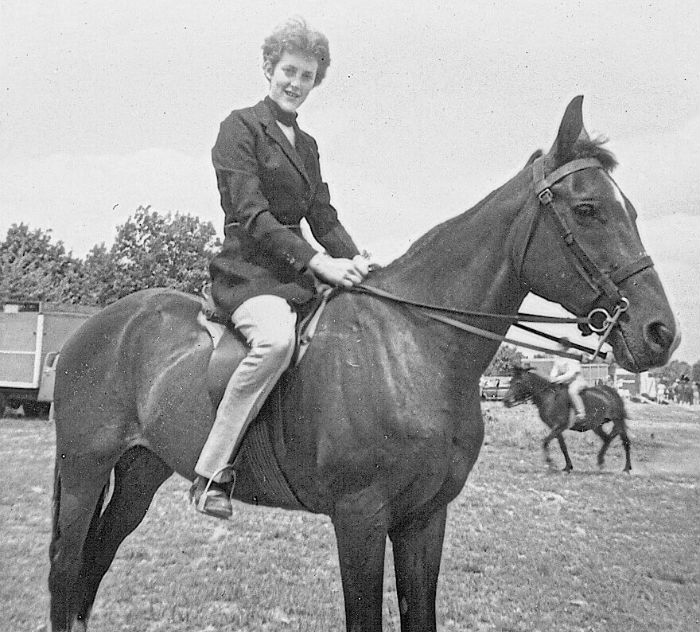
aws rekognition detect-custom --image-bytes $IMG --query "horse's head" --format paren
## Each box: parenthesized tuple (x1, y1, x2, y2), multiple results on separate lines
(515, 96, 679, 372)
(503, 366, 535, 408)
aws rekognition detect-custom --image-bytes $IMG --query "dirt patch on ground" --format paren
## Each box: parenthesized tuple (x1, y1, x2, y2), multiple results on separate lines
(626, 402, 700, 477)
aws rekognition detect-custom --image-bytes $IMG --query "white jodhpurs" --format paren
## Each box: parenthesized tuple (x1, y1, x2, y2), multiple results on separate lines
(195, 295, 296, 483)
(568, 375, 587, 419)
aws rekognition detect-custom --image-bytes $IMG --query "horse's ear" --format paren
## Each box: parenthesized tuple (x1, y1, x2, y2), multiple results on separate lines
(546, 95, 590, 166)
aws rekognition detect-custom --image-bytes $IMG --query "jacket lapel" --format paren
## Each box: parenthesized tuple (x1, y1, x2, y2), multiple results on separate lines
(254, 101, 311, 186)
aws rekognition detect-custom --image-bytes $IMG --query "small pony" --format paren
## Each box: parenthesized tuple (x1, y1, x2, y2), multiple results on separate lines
(504, 366, 631, 472)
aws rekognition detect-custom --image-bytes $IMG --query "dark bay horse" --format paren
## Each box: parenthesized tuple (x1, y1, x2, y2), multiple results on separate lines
(504, 367, 631, 472)
(49, 96, 678, 632)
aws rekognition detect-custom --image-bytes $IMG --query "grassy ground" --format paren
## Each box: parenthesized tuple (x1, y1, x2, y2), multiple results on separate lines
(1, 401, 698, 631)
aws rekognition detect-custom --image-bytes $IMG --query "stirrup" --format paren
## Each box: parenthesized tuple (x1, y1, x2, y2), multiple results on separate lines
(190, 466, 237, 510)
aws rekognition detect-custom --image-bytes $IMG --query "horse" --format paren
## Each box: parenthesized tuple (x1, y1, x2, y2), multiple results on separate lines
(48, 96, 679, 632)
(503, 366, 631, 472)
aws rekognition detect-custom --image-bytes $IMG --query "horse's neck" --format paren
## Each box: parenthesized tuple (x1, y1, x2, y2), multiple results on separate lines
(370, 170, 531, 370)
(531, 379, 562, 413)
(376, 172, 529, 314)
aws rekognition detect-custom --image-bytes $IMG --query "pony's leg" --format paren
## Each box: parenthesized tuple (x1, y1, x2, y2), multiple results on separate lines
(74, 447, 173, 624)
(592, 425, 613, 469)
(542, 424, 568, 469)
(555, 434, 574, 472)
(333, 499, 390, 632)
(49, 463, 111, 632)
(617, 423, 633, 473)
(389, 507, 447, 632)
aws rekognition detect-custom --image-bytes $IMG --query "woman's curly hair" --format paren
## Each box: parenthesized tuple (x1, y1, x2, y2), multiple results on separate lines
(262, 17, 330, 86)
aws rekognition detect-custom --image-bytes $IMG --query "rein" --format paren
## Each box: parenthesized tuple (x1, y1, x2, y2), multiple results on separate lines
(351, 284, 596, 361)
(346, 155, 654, 362)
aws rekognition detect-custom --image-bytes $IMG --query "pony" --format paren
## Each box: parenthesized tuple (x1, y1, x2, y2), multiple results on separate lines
(48, 96, 678, 631)
(504, 366, 631, 472)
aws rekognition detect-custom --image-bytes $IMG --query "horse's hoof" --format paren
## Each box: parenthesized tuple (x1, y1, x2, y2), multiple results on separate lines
(563, 467, 573, 473)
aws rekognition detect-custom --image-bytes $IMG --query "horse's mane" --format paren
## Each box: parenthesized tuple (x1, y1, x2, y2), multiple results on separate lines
(385, 188, 500, 266)
(526, 137, 617, 172)
(517, 368, 559, 394)
(568, 136, 618, 172)
(383, 136, 617, 269)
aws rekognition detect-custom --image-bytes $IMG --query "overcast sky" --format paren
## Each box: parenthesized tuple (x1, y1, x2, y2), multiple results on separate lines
(2, 1, 699, 362)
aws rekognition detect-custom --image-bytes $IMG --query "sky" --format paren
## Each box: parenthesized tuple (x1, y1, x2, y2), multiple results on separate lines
(1, 1, 699, 362)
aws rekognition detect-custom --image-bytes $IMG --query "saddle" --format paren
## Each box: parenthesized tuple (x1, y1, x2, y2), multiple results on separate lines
(198, 286, 335, 406)
(194, 287, 334, 511)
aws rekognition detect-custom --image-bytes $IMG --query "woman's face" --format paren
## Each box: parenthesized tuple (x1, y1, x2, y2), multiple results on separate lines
(265, 51, 318, 113)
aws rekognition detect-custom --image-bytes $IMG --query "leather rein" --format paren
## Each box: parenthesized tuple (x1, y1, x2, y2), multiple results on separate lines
(351, 155, 654, 362)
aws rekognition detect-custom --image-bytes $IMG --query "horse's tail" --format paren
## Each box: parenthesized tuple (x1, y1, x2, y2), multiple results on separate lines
(49, 455, 62, 561)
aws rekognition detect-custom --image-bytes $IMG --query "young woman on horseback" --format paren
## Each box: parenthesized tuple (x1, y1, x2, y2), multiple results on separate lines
(192, 18, 372, 518)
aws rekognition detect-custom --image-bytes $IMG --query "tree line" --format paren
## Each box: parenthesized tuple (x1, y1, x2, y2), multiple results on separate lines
(1, 206, 698, 382)
(0, 206, 219, 307)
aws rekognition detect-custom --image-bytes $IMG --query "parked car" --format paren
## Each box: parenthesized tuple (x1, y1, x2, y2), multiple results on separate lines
(480, 376, 512, 400)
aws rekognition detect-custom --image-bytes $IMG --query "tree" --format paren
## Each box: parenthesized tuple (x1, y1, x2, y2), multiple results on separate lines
(691, 360, 700, 384)
(649, 359, 692, 386)
(484, 343, 523, 376)
(82, 206, 221, 305)
(0, 223, 84, 304)
(78, 243, 115, 306)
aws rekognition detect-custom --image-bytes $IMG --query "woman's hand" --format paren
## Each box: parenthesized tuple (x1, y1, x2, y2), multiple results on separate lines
(307, 253, 369, 288)
(356, 250, 382, 272)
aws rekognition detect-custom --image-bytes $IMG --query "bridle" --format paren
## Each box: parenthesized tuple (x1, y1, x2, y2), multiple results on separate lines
(529, 155, 653, 358)
(350, 155, 654, 361)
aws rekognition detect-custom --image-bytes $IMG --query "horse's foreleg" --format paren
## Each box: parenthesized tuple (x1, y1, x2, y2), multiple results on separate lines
(75, 447, 173, 623)
(593, 425, 613, 469)
(333, 497, 389, 632)
(389, 506, 447, 632)
(542, 425, 568, 470)
(49, 465, 110, 632)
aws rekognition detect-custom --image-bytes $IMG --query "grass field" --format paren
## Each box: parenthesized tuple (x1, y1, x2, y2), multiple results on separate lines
(1, 400, 698, 631)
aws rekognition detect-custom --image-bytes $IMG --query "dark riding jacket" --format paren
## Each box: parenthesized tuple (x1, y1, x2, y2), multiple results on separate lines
(209, 98, 360, 315)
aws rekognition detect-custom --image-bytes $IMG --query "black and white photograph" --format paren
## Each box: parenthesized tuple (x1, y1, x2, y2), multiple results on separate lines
(1, 2, 698, 630)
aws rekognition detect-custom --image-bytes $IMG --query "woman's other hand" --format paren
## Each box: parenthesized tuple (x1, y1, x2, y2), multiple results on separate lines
(357, 250, 382, 272)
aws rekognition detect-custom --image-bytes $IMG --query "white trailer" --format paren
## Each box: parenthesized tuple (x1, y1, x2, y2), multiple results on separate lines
(0, 300, 100, 416)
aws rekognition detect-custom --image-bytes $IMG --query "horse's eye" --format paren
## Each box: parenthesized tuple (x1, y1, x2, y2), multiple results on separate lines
(574, 203, 597, 218)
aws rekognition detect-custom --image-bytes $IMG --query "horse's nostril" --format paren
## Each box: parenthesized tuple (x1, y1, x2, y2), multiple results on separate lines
(644, 321, 675, 352)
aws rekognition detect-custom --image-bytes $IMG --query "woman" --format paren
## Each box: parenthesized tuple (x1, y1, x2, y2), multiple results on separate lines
(192, 18, 372, 519)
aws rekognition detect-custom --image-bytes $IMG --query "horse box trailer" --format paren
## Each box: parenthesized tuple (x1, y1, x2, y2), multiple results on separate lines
(0, 300, 100, 416)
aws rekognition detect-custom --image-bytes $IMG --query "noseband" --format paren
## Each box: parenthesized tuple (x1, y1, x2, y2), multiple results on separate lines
(529, 156, 653, 358)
